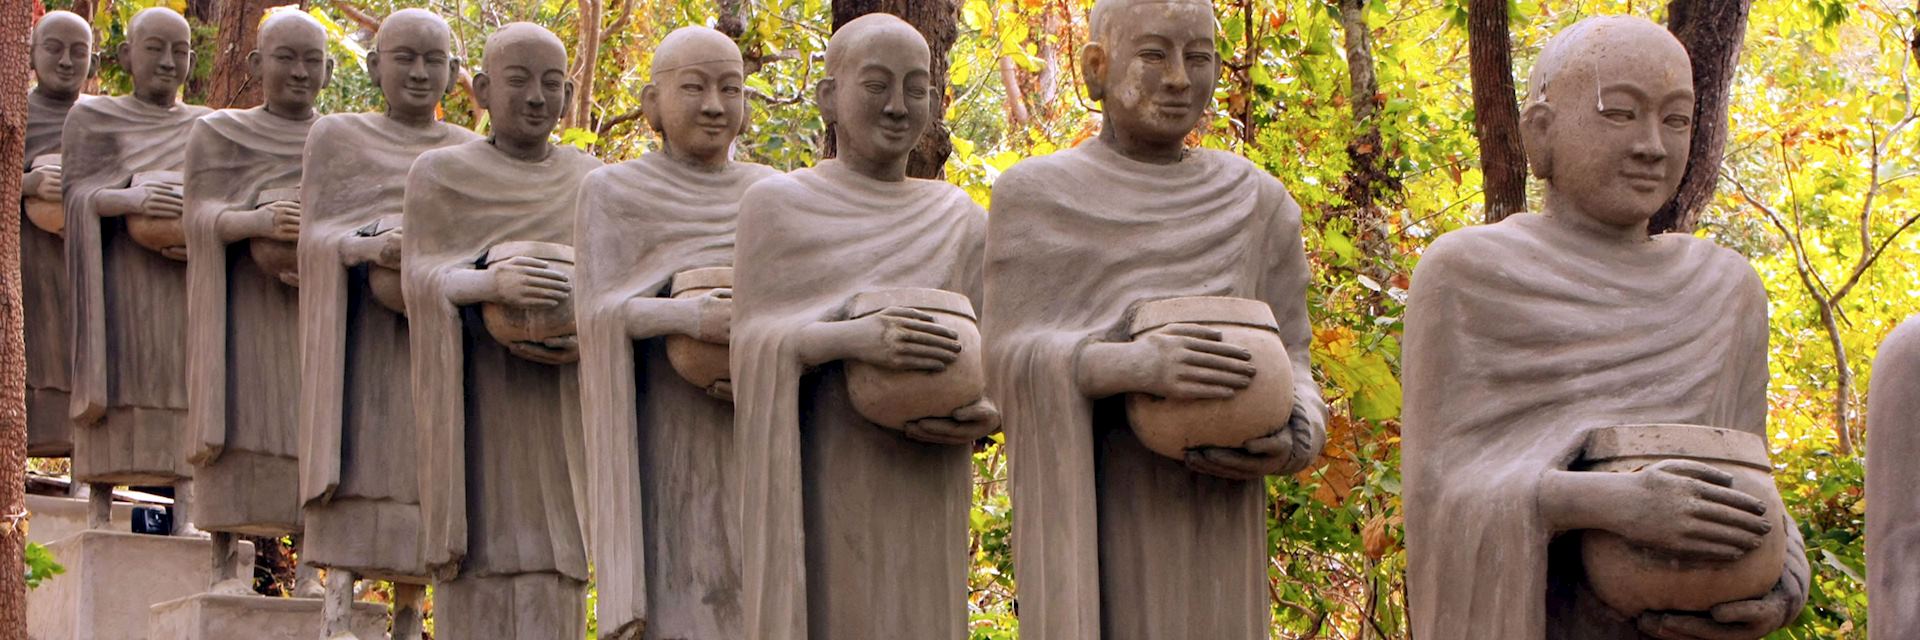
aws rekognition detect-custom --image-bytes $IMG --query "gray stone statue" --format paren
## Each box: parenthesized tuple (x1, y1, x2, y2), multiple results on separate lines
(62, 6, 210, 534)
(1867, 320, 1919, 637)
(183, 9, 333, 595)
(403, 22, 600, 638)
(298, 9, 477, 639)
(733, 14, 999, 639)
(576, 26, 776, 640)
(984, 0, 1327, 637)
(1401, 16, 1808, 639)
(23, 11, 92, 458)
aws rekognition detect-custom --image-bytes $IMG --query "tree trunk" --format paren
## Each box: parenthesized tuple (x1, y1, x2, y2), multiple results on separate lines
(2, 0, 35, 636)
(1467, 0, 1526, 223)
(1339, 0, 1397, 286)
(823, 0, 957, 179)
(202, 0, 277, 109)
(1653, 0, 1752, 234)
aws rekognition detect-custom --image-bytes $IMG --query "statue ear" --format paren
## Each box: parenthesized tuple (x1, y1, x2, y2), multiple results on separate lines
(640, 83, 664, 134)
(446, 57, 464, 97)
(472, 70, 492, 107)
(321, 57, 336, 91)
(247, 49, 263, 79)
(563, 79, 577, 114)
(89, 52, 101, 79)
(816, 77, 838, 126)
(1081, 42, 1108, 102)
(1521, 100, 1555, 180)
(365, 48, 381, 79)
(115, 41, 129, 70)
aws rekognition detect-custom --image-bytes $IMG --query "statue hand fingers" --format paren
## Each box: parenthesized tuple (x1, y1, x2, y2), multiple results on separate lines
(1158, 323, 1222, 341)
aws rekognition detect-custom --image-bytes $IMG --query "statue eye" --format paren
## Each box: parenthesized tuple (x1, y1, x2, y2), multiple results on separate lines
(1139, 49, 1166, 62)
(722, 86, 743, 96)
(1664, 114, 1692, 129)
(863, 81, 887, 94)
(1600, 108, 1634, 123)
(1185, 52, 1213, 65)
(682, 83, 704, 93)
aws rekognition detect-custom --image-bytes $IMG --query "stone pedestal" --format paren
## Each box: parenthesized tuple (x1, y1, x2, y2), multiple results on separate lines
(149, 594, 386, 640)
(27, 531, 255, 640)
(24, 494, 136, 545)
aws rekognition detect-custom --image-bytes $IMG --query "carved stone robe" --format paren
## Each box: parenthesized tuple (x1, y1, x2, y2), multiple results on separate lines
(63, 95, 210, 485)
(734, 160, 984, 640)
(298, 113, 478, 579)
(24, 89, 87, 456)
(984, 142, 1326, 640)
(404, 140, 599, 639)
(184, 106, 316, 535)
(577, 152, 776, 639)
(1401, 213, 1810, 639)
(1868, 318, 1920, 637)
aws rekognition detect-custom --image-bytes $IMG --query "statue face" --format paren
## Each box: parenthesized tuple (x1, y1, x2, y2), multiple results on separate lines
(372, 20, 456, 118)
(825, 31, 932, 169)
(32, 16, 92, 97)
(653, 60, 747, 164)
(254, 21, 332, 116)
(477, 40, 571, 147)
(1091, 3, 1219, 148)
(1538, 48, 1695, 227)
(123, 14, 192, 98)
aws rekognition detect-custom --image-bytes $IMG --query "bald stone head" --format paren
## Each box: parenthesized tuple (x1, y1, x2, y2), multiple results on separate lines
(1082, 0, 1219, 161)
(643, 27, 746, 169)
(120, 7, 192, 106)
(818, 14, 931, 181)
(475, 22, 572, 150)
(250, 10, 332, 119)
(1521, 16, 1695, 230)
(32, 11, 93, 100)
(370, 9, 457, 122)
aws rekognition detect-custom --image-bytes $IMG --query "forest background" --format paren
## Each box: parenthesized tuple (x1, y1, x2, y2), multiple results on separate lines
(9, 0, 1914, 636)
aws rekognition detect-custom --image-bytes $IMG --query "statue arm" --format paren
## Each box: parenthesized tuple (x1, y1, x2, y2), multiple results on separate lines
(442, 267, 499, 306)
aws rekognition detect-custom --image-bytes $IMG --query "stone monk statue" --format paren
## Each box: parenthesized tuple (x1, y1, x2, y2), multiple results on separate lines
(183, 9, 333, 595)
(734, 14, 999, 639)
(984, 0, 1327, 637)
(576, 26, 776, 640)
(1401, 16, 1807, 640)
(297, 9, 477, 639)
(63, 7, 210, 533)
(1868, 319, 1920, 637)
(23, 11, 93, 458)
(403, 22, 600, 638)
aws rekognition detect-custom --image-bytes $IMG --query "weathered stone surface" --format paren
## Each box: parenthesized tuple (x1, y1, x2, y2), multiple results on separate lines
(148, 594, 384, 640)
(27, 531, 252, 640)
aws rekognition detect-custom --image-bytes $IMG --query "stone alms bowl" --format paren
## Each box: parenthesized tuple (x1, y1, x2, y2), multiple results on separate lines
(247, 187, 301, 287)
(127, 171, 186, 260)
(362, 215, 406, 315)
(1576, 423, 1788, 616)
(24, 155, 64, 236)
(664, 267, 733, 392)
(1124, 296, 1294, 460)
(480, 240, 577, 356)
(844, 288, 984, 429)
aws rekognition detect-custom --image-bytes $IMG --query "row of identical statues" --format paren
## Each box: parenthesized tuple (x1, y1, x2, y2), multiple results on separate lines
(24, 2, 1916, 639)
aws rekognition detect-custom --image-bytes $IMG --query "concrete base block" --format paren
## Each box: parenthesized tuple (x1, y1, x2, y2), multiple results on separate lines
(27, 530, 255, 640)
(149, 593, 387, 640)
(24, 495, 136, 545)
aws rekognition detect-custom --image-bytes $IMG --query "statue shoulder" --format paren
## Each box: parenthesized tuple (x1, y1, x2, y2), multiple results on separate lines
(1412, 225, 1510, 287)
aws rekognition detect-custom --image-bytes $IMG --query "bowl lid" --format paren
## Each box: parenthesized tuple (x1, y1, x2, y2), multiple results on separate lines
(671, 266, 733, 295)
(30, 154, 60, 169)
(1580, 424, 1771, 470)
(256, 187, 301, 205)
(485, 240, 575, 265)
(848, 287, 975, 320)
(1128, 296, 1278, 335)
(132, 170, 184, 186)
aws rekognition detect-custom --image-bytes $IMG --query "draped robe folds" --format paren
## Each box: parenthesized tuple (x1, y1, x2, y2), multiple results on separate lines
(62, 95, 211, 485)
(1401, 214, 1810, 639)
(183, 106, 316, 534)
(983, 142, 1326, 640)
(24, 89, 87, 456)
(403, 140, 598, 638)
(733, 160, 984, 640)
(1867, 318, 1920, 637)
(576, 153, 776, 639)
(297, 113, 478, 579)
